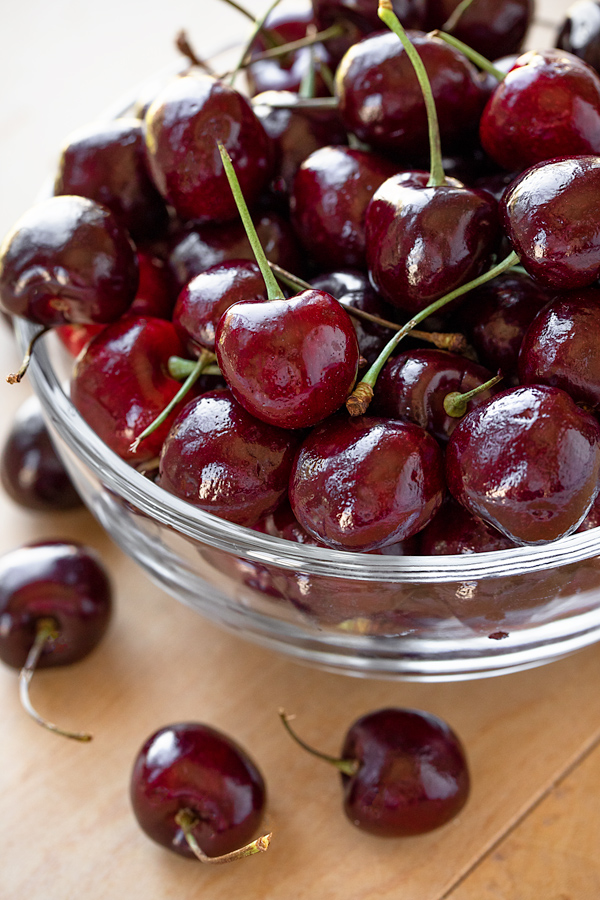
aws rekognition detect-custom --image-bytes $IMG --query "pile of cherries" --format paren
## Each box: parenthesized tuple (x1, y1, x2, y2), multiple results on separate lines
(9, 0, 600, 867)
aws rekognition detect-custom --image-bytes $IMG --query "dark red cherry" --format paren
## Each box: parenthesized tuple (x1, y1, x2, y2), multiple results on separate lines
(557, 0, 600, 72)
(335, 30, 485, 157)
(312, 0, 424, 62)
(167, 211, 301, 293)
(1, 395, 82, 511)
(0, 195, 138, 326)
(371, 348, 499, 443)
(501, 156, 600, 290)
(419, 497, 517, 554)
(144, 73, 272, 223)
(480, 50, 600, 171)
(130, 722, 267, 860)
(445, 385, 600, 545)
(365, 171, 499, 314)
(456, 271, 551, 380)
(252, 91, 348, 197)
(290, 415, 445, 551)
(159, 389, 301, 527)
(0, 540, 111, 670)
(216, 289, 360, 430)
(54, 118, 169, 241)
(282, 707, 469, 836)
(518, 288, 600, 408)
(173, 260, 267, 356)
(423, 0, 533, 60)
(130, 249, 176, 319)
(290, 146, 398, 270)
(71, 316, 191, 463)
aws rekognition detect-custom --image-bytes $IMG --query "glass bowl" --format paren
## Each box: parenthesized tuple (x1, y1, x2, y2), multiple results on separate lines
(16, 316, 600, 682)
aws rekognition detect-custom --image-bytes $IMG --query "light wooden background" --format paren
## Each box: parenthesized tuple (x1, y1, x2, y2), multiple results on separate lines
(2, 1, 598, 898)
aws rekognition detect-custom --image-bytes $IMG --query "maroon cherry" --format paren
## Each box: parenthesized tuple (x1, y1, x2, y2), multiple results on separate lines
(290, 146, 398, 270)
(0, 395, 82, 511)
(159, 389, 301, 527)
(71, 316, 192, 464)
(557, 0, 600, 73)
(0, 195, 138, 326)
(418, 497, 517, 554)
(130, 722, 270, 862)
(371, 348, 499, 443)
(54, 117, 169, 241)
(0, 540, 112, 740)
(518, 288, 600, 408)
(173, 260, 267, 356)
(423, 0, 533, 60)
(281, 708, 470, 836)
(480, 50, 600, 171)
(290, 415, 445, 551)
(445, 385, 600, 545)
(501, 155, 600, 290)
(144, 73, 272, 223)
(312, 0, 425, 63)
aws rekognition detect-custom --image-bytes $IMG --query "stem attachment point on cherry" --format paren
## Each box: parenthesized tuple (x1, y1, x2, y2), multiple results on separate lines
(279, 709, 358, 776)
(174, 808, 272, 864)
(443, 372, 504, 418)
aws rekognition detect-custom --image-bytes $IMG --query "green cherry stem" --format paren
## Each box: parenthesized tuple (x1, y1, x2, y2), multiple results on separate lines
(279, 710, 359, 776)
(443, 372, 504, 417)
(251, 95, 339, 110)
(245, 23, 344, 66)
(174, 809, 272, 864)
(441, 0, 476, 32)
(218, 142, 284, 300)
(7, 326, 50, 384)
(19, 618, 93, 742)
(129, 349, 216, 454)
(229, 0, 283, 85)
(378, 0, 445, 188)
(432, 30, 506, 80)
(267, 261, 469, 351)
(346, 250, 520, 415)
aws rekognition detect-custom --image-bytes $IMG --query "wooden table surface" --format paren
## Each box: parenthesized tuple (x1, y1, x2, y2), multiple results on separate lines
(1, 1, 598, 898)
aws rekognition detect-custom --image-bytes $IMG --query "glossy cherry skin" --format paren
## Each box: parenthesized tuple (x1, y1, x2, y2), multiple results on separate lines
(0, 195, 138, 326)
(312, 0, 424, 63)
(365, 171, 499, 314)
(130, 722, 266, 859)
(54, 118, 168, 241)
(290, 146, 398, 270)
(159, 389, 301, 527)
(480, 50, 600, 171)
(253, 91, 348, 198)
(216, 290, 360, 430)
(71, 316, 190, 464)
(518, 288, 600, 408)
(335, 31, 485, 157)
(309, 269, 397, 364)
(167, 211, 301, 293)
(371, 349, 498, 443)
(290, 415, 445, 551)
(445, 385, 600, 545)
(456, 272, 551, 380)
(501, 156, 600, 290)
(418, 497, 517, 554)
(557, 0, 600, 72)
(144, 74, 272, 223)
(0, 541, 112, 670)
(1, 395, 82, 511)
(423, 0, 533, 60)
(340, 708, 469, 836)
(173, 260, 267, 356)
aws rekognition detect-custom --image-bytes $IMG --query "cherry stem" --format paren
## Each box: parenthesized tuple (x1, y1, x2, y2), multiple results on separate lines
(229, 0, 283, 85)
(217, 0, 283, 48)
(346, 250, 520, 415)
(129, 350, 215, 454)
(279, 709, 358, 776)
(7, 326, 50, 384)
(218, 142, 284, 300)
(378, 0, 445, 188)
(441, 0, 476, 32)
(443, 372, 504, 417)
(175, 30, 217, 75)
(174, 809, 272, 864)
(251, 95, 339, 110)
(267, 261, 468, 351)
(242, 23, 344, 66)
(19, 618, 92, 742)
(433, 30, 506, 80)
